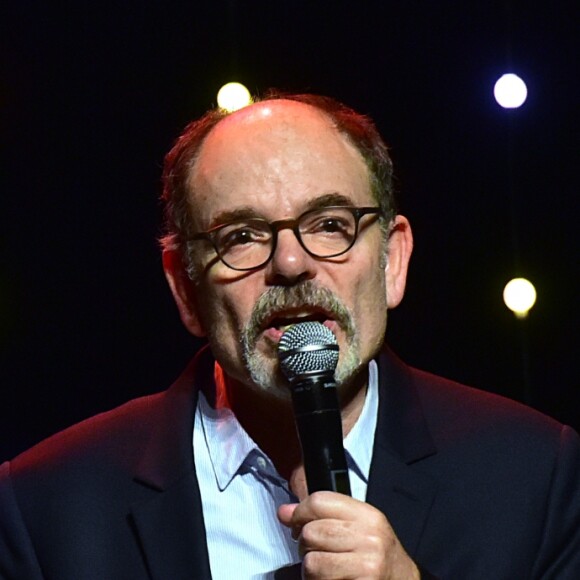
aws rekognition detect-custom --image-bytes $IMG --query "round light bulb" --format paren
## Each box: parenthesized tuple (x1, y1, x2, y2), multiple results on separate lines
(494, 74, 528, 109)
(217, 82, 252, 112)
(503, 278, 537, 318)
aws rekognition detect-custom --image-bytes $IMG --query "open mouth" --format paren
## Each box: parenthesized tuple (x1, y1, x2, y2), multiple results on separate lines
(262, 310, 336, 341)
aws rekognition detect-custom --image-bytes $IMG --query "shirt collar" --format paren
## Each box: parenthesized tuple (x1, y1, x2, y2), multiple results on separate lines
(197, 391, 259, 491)
(343, 359, 379, 484)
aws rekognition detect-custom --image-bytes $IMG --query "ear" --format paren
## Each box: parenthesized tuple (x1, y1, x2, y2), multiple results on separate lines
(162, 249, 206, 337)
(385, 215, 413, 309)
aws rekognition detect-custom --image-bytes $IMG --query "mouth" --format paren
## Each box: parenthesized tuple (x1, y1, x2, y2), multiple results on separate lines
(261, 309, 337, 342)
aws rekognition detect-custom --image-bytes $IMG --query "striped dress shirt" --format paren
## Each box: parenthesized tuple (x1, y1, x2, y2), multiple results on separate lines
(193, 360, 379, 579)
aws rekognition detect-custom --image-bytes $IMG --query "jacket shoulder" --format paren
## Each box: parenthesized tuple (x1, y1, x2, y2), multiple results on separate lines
(409, 366, 566, 442)
(7, 392, 166, 480)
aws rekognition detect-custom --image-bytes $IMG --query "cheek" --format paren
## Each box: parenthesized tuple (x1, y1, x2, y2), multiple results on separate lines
(196, 291, 247, 375)
(350, 262, 388, 337)
(197, 278, 258, 338)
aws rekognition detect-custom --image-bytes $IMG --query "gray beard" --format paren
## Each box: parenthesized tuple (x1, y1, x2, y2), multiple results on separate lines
(240, 281, 361, 399)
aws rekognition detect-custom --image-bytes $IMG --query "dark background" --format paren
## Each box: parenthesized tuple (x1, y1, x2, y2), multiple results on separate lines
(1, 1, 578, 462)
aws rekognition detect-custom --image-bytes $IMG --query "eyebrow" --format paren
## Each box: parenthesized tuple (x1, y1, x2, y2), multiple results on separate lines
(208, 192, 356, 229)
(303, 192, 355, 211)
(208, 207, 260, 229)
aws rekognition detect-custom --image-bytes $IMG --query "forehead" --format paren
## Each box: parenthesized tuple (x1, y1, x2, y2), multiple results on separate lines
(199, 99, 354, 160)
(187, 100, 372, 225)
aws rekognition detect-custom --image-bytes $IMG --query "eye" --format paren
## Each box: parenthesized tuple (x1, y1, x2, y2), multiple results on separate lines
(317, 217, 349, 233)
(217, 223, 269, 252)
(304, 213, 353, 236)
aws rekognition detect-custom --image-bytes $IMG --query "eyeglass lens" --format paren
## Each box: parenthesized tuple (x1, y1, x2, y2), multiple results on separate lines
(214, 207, 360, 270)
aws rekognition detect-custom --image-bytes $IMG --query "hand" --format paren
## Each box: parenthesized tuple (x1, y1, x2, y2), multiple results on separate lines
(278, 491, 420, 580)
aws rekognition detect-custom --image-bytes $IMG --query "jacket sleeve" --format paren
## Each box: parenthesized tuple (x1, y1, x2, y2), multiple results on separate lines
(531, 425, 580, 579)
(0, 462, 43, 580)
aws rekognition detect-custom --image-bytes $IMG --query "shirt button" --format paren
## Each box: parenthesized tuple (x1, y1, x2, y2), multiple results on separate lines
(256, 456, 267, 469)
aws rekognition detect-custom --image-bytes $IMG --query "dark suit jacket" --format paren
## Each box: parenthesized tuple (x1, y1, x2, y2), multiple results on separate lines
(1, 347, 579, 579)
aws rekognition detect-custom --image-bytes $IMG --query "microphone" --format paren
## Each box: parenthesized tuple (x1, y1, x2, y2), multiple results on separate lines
(278, 322, 351, 496)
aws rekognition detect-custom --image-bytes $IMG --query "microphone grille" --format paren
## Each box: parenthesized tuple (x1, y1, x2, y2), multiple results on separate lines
(278, 322, 339, 380)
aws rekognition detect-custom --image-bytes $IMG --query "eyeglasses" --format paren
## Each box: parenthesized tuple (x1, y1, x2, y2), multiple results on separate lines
(188, 205, 382, 271)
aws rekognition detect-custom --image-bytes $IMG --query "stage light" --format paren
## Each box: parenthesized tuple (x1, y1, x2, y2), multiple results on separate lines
(503, 278, 537, 318)
(494, 74, 528, 109)
(217, 82, 252, 112)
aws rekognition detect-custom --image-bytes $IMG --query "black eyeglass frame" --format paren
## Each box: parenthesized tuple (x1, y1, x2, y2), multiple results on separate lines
(187, 205, 383, 272)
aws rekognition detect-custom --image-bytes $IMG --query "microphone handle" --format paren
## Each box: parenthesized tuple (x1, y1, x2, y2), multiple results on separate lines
(290, 374, 351, 496)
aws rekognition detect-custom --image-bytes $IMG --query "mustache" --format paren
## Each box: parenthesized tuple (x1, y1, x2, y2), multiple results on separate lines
(242, 281, 355, 349)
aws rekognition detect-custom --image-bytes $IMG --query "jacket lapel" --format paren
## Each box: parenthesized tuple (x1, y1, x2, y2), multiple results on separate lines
(366, 349, 438, 557)
(130, 349, 214, 580)
(126, 346, 438, 576)
(131, 473, 211, 580)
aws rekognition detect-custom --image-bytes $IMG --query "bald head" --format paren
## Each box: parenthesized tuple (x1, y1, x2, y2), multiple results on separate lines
(160, 92, 397, 254)
(188, 100, 372, 233)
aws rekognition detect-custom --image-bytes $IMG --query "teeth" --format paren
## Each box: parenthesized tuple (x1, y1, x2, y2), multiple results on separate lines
(278, 319, 321, 332)
(269, 311, 328, 332)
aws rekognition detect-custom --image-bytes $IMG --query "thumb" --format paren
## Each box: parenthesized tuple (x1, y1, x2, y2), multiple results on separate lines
(277, 503, 298, 527)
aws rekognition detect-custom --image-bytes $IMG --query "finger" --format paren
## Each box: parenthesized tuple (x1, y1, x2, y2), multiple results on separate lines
(302, 550, 380, 580)
(278, 503, 303, 539)
(298, 519, 354, 556)
(277, 502, 298, 527)
(291, 491, 383, 529)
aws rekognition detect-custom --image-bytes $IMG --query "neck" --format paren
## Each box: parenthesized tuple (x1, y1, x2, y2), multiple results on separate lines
(337, 365, 369, 437)
(212, 363, 368, 496)
(214, 365, 301, 480)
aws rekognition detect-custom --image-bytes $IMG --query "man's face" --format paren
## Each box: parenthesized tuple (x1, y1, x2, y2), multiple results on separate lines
(179, 101, 392, 399)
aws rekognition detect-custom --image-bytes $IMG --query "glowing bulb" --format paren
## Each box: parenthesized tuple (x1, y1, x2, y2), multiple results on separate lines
(503, 278, 537, 318)
(494, 74, 528, 109)
(217, 82, 252, 112)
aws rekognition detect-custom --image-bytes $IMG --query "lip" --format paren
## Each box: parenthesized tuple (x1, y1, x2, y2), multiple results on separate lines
(263, 327, 286, 344)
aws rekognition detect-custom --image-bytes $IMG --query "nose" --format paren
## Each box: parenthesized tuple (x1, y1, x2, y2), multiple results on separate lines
(264, 228, 317, 286)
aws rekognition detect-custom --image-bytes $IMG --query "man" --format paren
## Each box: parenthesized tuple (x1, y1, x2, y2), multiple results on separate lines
(1, 93, 579, 579)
